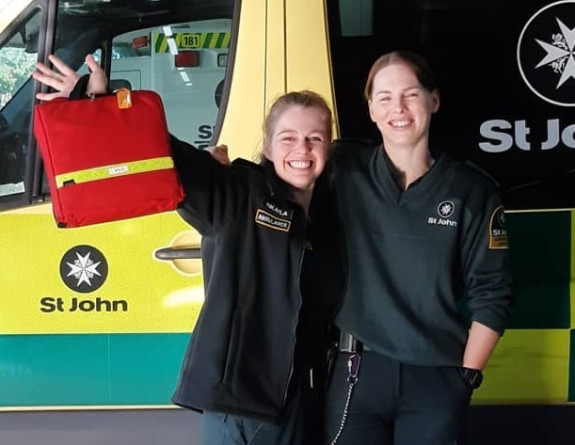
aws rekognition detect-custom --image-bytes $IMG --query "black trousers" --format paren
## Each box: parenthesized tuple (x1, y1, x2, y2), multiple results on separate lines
(324, 351, 472, 445)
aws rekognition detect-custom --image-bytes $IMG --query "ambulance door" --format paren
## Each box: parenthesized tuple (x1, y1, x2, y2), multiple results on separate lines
(0, 0, 234, 410)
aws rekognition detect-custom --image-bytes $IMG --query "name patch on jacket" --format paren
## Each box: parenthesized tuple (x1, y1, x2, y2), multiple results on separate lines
(489, 205, 508, 249)
(255, 200, 293, 232)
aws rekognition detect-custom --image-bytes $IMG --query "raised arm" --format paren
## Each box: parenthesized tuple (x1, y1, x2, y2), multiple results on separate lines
(33, 54, 108, 101)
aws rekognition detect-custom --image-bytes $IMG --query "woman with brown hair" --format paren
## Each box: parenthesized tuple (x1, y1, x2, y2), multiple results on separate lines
(324, 50, 513, 445)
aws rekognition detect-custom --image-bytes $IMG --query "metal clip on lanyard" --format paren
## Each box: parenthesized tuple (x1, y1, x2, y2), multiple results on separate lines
(347, 353, 361, 383)
(329, 353, 362, 445)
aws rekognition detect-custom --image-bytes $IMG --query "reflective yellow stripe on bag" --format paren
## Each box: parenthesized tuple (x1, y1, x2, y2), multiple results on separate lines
(55, 156, 175, 188)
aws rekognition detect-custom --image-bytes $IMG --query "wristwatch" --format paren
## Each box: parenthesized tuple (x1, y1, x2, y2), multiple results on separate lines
(459, 366, 483, 389)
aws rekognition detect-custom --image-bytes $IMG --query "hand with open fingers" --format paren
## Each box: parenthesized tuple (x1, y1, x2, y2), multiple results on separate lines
(206, 144, 231, 166)
(33, 54, 108, 101)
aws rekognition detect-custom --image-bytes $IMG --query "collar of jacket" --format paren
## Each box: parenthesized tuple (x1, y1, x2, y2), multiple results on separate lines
(261, 159, 295, 203)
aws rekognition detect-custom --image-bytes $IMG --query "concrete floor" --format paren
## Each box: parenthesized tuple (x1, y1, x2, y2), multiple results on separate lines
(1, 405, 575, 444)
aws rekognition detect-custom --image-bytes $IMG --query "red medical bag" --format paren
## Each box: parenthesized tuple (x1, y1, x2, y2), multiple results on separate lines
(33, 89, 184, 228)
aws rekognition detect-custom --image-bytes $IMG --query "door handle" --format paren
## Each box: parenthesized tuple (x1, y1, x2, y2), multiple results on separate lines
(154, 247, 201, 260)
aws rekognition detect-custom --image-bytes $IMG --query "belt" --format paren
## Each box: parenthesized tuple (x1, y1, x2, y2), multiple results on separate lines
(338, 331, 372, 353)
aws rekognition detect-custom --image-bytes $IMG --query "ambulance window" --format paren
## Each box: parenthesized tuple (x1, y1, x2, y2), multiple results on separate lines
(3, 0, 235, 211)
(108, 19, 231, 149)
(0, 8, 40, 198)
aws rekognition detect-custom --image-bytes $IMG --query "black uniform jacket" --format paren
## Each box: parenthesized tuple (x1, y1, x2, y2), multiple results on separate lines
(169, 137, 342, 423)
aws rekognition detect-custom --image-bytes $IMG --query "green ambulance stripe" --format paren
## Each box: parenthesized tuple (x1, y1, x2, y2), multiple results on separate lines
(474, 210, 572, 404)
(155, 32, 230, 53)
(55, 157, 174, 188)
(0, 333, 190, 407)
(506, 210, 571, 329)
(505, 210, 571, 400)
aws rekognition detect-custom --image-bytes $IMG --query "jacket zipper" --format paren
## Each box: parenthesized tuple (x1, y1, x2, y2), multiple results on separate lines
(282, 225, 306, 408)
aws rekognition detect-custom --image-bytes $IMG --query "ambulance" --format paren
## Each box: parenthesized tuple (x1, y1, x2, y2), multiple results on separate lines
(0, 0, 336, 410)
(105, 19, 231, 148)
(1, 0, 575, 439)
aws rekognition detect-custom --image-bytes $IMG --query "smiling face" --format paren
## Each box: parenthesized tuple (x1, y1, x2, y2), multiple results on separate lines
(368, 61, 439, 149)
(264, 104, 330, 193)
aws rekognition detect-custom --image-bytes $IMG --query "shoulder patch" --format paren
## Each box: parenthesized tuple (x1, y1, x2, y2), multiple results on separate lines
(489, 205, 508, 249)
